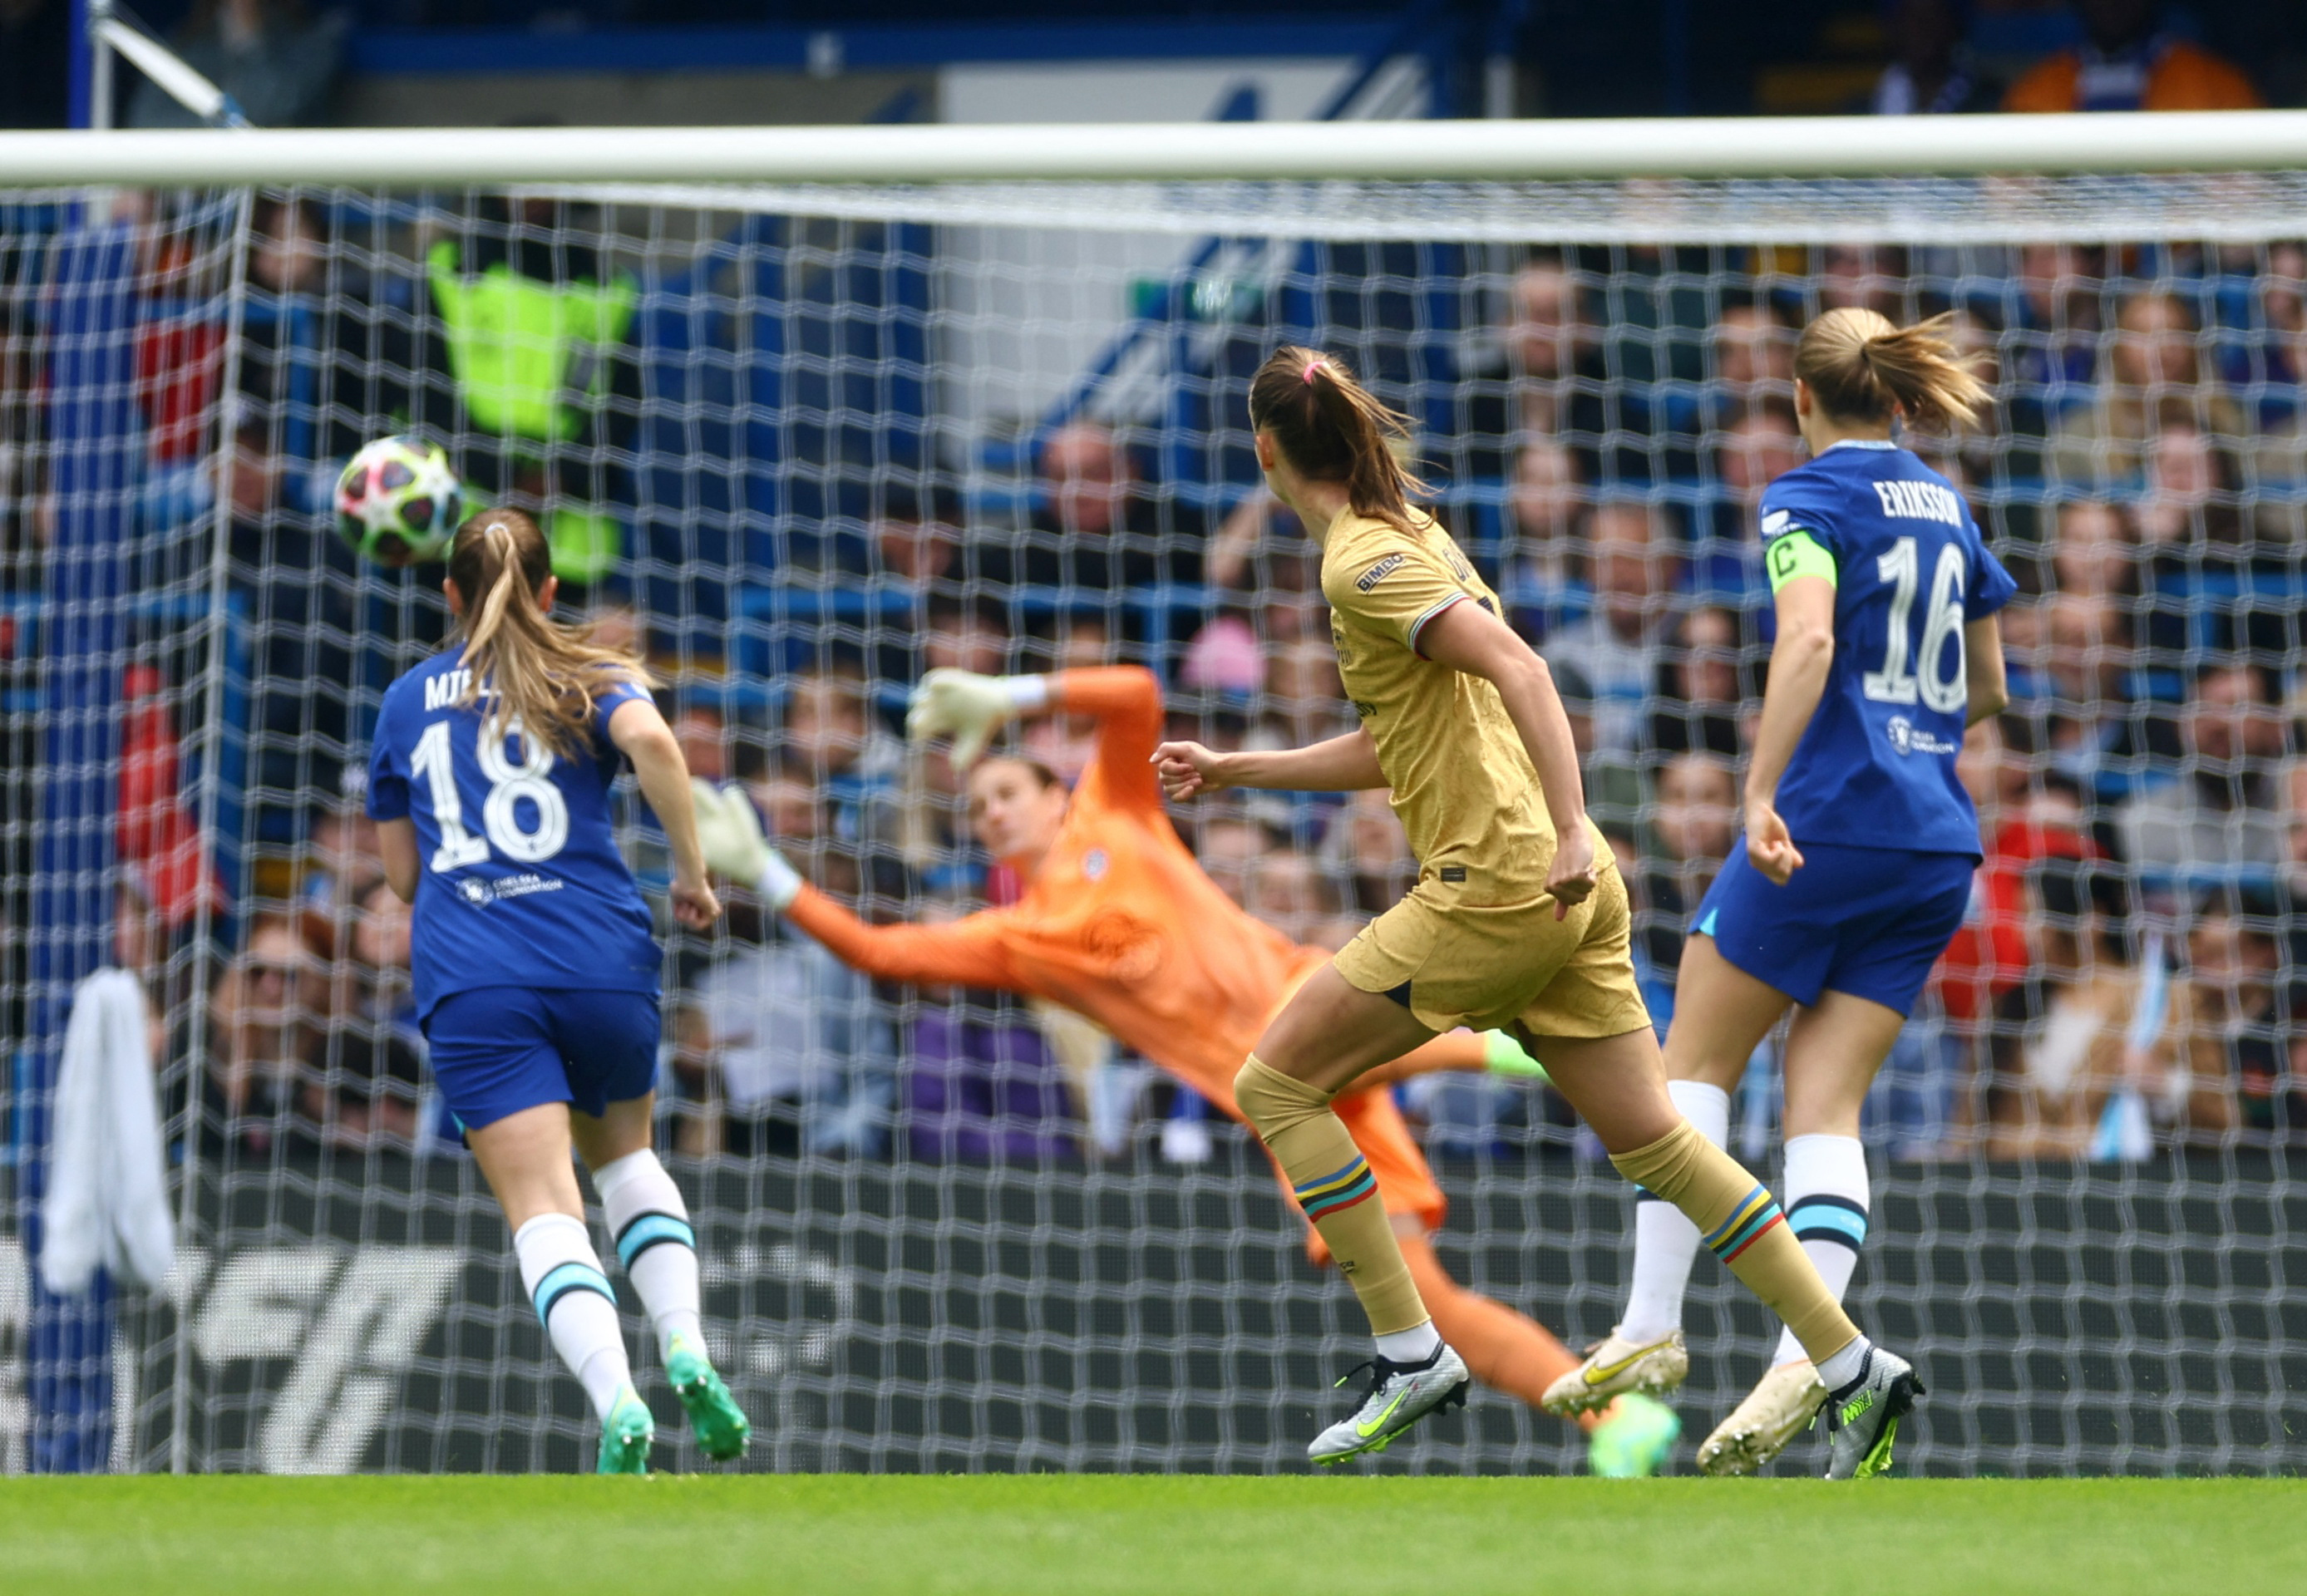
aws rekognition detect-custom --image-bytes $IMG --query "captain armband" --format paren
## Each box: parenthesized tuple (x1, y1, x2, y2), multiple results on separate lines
(1766, 529, 1837, 593)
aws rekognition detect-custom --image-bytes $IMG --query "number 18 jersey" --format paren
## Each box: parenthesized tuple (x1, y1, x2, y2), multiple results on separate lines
(1758, 439, 2017, 857)
(367, 647, 662, 1019)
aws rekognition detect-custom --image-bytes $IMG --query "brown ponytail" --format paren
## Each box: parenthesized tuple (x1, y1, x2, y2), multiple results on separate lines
(446, 508, 652, 764)
(1794, 308, 1989, 434)
(1247, 346, 1432, 536)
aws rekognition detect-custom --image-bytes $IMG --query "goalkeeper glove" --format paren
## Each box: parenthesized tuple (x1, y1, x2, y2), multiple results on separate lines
(688, 780, 803, 911)
(1481, 1029, 1551, 1084)
(906, 667, 1049, 769)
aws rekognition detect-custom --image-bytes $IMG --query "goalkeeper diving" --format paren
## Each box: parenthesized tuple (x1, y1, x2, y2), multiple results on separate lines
(691, 661, 1678, 1475)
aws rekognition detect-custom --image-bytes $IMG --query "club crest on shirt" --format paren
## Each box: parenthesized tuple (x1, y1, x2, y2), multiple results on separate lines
(453, 872, 567, 907)
(1082, 848, 1109, 881)
(1355, 553, 1407, 592)
(1885, 716, 1956, 757)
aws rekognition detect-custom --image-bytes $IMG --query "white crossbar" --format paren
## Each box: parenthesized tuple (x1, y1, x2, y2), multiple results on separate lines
(4, 111, 2307, 186)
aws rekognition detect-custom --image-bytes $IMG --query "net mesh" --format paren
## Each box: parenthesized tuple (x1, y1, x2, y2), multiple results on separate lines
(2, 173, 2304, 1477)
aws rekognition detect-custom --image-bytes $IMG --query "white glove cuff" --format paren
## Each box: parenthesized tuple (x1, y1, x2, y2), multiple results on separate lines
(999, 674, 1051, 714)
(755, 850, 805, 913)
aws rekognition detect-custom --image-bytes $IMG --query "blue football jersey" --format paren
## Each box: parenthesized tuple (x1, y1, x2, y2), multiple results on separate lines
(1758, 439, 2016, 857)
(367, 648, 662, 1018)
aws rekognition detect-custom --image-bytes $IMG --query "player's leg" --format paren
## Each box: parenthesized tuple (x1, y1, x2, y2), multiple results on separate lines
(1698, 854, 1970, 1474)
(1236, 963, 1471, 1462)
(1325, 1081, 1669, 1465)
(1697, 988, 1904, 1475)
(1546, 933, 1789, 1416)
(431, 988, 651, 1474)
(466, 1102, 653, 1475)
(1536, 1021, 1920, 1479)
(561, 989, 752, 1462)
(1324, 1007, 1687, 1470)
(1397, 1231, 1681, 1475)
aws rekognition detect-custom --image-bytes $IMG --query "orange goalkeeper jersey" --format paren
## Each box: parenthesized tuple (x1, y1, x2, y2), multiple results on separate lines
(789, 667, 1319, 1110)
(784, 667, 1444, 1226)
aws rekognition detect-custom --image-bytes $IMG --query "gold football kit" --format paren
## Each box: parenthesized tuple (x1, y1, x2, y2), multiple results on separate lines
(1319, 509, 1650, 1043)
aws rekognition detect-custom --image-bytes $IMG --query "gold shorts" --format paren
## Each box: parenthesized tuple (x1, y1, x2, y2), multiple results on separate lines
(1331, 841, 1652, 1041)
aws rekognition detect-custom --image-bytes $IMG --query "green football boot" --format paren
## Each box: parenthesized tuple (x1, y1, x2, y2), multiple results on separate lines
(667, 1332, 752, 1461)
(596, 1383, 655, 1476)
(1307, 1344, 1471, 1465)
(1822, 1346, 1924, 1480)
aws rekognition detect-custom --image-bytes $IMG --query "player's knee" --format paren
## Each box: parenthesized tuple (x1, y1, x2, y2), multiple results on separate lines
(1606, 1116, 1701, 1197)
(1234, 1055, 1330, 1138)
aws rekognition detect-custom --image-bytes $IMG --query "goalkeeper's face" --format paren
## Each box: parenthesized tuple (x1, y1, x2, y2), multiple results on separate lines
(966, 758, 1069, 870)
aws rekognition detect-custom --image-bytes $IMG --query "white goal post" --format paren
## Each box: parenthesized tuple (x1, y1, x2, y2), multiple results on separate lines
(7, 107, 2307, 1481)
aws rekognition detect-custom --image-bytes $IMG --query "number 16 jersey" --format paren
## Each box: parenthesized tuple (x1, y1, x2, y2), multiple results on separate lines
(367, 647, 662, 1019)
(1758, 439, 2017, 858)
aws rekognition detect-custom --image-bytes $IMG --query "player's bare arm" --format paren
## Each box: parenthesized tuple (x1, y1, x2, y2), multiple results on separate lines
(377, 815, 419, 904)
(1412, 598, 1596, 920)
(1743, 571, 1836, 886)
(609, 697, 721, 930)
(1964, 615, 2009, 728)
(1150, 727, 1383, 800)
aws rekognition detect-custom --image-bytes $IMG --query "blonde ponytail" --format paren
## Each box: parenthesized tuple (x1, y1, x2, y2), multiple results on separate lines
(446, 508, 651, 764)
(1247, 345, 1432, 536)
(1794, 308, 1989, 434)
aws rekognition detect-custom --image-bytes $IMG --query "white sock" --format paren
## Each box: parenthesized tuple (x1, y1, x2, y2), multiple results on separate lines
(1616, 1079, 1731, 1342)
(1374, 1320, 1443, 1364)
(513, 1212, 631, 1421)
(1772, 1133, 1870, 1367)
(593, 1149, 704, 1363)
(1817, 1335, 1874, 1392)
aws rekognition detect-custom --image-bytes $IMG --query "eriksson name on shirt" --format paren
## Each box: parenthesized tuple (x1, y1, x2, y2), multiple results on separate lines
(1870, 479, 1964, 527)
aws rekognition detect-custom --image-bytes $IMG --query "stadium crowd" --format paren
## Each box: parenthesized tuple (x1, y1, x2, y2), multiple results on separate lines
(2, 17, 2306, 1165)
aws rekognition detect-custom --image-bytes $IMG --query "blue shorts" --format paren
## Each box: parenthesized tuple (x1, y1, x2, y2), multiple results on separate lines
(423, 986, 660, 1131)
(1692, 840, 1974, 1016)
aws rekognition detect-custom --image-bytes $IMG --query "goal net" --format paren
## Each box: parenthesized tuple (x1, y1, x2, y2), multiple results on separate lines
(4, 131, 2305, 1477)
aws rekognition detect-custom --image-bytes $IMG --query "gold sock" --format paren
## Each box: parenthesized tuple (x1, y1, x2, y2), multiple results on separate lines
(1235, 1057, 1429, 1337)
(1609, 1119, 1859, 1366)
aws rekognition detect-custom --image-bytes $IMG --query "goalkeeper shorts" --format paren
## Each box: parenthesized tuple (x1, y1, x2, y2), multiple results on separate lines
(423, 986, 661, 1130)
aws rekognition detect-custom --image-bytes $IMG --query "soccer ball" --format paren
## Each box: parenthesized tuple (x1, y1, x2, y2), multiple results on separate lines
(335, 436, 464, 566)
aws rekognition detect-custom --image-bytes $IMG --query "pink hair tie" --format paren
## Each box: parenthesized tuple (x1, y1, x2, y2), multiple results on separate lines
(1303, 359, 1322, 383)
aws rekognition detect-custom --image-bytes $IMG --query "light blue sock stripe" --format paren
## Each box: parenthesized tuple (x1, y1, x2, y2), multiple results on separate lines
(1788, 1201, 1869, 1249)
(533, 1261, 614, 1326)
(616, 1213, 697, 1269)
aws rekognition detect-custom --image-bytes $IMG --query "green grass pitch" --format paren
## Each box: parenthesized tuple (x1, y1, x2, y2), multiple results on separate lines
(2, 1476, 2300, 1594)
